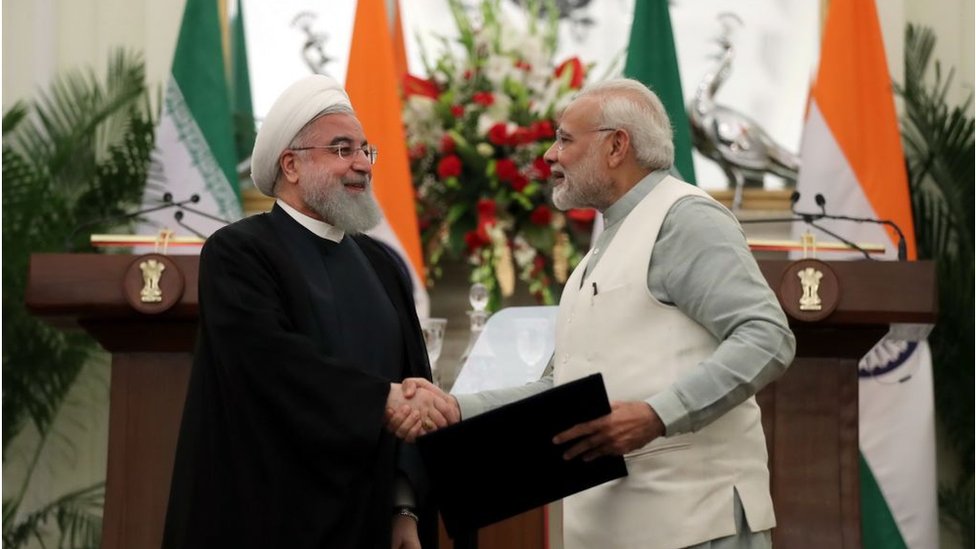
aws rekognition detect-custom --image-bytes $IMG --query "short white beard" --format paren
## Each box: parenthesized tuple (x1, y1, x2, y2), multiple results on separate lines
(551, 152, 614, 211)
(301, 172, 383, 234)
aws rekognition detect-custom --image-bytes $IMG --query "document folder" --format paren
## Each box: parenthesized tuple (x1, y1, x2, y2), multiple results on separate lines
(416, 373, 628, 538)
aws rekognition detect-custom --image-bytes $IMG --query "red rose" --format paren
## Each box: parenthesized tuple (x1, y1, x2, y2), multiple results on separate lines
(495, 158, 519, 182)
(437, 155, 462, 179)
(487, 123, 510, 146)
(403, 74, 440, 99)
(473, 91, 495, 107)
(531, 120, 555, 139)
(408, 143, 428, 160)
(529, 205, 552, 226)
(510, 126, 534, 145)
(440, 134, 456, 154)
(451, 105, 465, 118)
(476, 198, 497, 219)
(555, 57, 586, 89)
(510, 174, 529, 192)
(514, 59, 532, 72)
(532, 157, 551, 179)
(463, 69, 474, 80)
(464, 229, 490, 251)
(566, 208, 597, 223)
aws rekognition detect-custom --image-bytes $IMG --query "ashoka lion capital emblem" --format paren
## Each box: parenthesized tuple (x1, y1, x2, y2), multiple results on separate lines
(139, 258, 166, 303)
(797, 267, 824, 311)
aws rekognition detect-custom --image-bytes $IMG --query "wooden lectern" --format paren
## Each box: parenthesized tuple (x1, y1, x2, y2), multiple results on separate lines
(27, 254, 199, 549)
(26, 254, 935, 549)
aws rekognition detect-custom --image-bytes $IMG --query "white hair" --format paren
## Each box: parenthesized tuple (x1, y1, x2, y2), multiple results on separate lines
(575, 78, 674, 171)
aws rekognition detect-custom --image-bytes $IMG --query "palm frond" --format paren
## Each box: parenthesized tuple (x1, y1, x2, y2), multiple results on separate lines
(2, 49, 154, 549)
(898, 22, 975, 547)
(2, 482, 104, 549)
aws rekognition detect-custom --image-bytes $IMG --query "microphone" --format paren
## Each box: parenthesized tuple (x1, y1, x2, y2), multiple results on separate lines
(64, 193, 214, 251)
(790, 190, 801, 207)
(740, 191, 900, 260)
(174, 211, 208, 239)
(814, 193, 827, 216)
(788, 194, 872, 260)
(812, 193, 908, 261)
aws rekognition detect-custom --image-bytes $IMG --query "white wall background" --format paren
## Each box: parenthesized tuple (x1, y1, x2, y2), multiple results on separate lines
(4, 0, 972, 188)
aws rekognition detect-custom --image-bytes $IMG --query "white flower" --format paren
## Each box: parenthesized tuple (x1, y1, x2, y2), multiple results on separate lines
(403, 96, 444, 146)
(476, 143, 495, 157)
(512, 235, 537, 268)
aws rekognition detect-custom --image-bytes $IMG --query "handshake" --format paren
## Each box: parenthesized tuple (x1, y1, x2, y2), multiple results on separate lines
(386, 379, 460, 442)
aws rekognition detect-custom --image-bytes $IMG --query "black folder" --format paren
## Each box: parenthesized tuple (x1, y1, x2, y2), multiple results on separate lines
(416, 373, 628, 538)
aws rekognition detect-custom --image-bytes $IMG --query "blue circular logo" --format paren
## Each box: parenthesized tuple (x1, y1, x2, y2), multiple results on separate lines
(859, 339, 918, 379)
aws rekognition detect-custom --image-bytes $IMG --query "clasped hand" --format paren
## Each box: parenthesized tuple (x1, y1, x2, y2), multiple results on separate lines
(386, 378, 460, 442)
(386, 382, 665, 460)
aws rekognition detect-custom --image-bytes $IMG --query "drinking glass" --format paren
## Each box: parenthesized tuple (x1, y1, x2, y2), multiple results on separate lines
(420, 317, 447, 385)
(515, 318, 548, 367)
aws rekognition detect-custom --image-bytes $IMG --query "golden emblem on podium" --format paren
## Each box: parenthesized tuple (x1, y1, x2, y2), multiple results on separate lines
(780, 259, 840, 322)
(139, 258, 166, 303)
(123, 253, 185, 314)
(797, 267, 824, 311)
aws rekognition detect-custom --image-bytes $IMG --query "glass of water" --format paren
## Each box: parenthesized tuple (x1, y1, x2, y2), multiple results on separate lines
(420, 317, 447, 386)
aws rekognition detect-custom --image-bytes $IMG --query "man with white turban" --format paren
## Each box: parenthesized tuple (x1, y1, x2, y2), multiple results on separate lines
(163, 75, 454, 549)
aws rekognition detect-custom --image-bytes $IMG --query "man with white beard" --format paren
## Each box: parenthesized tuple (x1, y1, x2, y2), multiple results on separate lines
(163, 75, 456, 549)
(392, 78, 796, 549)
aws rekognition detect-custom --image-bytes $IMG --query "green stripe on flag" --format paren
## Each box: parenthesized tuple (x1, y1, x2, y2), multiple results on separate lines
(171, 0, 239, 200)
(231, 0, 256, 164)
(623, 0, 696, 184)
(860, 453, 908, 549)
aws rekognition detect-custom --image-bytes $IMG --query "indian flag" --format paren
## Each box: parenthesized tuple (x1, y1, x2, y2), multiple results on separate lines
(346, 0, 429, 317)
(139, 0, 243, 242)
(793, 0, 938, 547)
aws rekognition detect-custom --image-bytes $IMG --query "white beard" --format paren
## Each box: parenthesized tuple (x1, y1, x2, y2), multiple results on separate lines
(301, 172, 382, 234)
(551, 152, 614, 211)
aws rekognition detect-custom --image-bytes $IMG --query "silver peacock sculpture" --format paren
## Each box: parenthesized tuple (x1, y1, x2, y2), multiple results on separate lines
(687, 14, 800, 212)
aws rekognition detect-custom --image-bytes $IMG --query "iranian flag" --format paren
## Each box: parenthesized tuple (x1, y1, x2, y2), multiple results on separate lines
(139, 0, 243, 241)
(793, 0, 938, 547)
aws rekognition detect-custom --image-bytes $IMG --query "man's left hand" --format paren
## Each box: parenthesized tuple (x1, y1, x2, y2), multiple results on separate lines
(552, 401, 666, 461)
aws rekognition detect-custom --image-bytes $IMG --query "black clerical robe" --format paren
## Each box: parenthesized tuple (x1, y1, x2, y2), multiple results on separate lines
(162, 206, 437, 549)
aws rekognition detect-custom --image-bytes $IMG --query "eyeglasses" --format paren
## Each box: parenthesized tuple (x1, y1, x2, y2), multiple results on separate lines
(554, 127, 617, 151)
(290, 143, 379, 165)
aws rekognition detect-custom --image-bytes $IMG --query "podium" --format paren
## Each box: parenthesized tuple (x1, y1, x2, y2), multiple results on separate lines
(755, 259, 935, 548)
(26, 254, 200, 549)
(25, 254, 936, 549)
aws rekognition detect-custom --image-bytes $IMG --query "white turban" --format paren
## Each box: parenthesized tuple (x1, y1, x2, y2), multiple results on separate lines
(250, 75, 353, 196)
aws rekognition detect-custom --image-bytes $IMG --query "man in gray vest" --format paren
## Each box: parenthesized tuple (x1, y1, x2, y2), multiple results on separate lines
(391, 78, 796, 549)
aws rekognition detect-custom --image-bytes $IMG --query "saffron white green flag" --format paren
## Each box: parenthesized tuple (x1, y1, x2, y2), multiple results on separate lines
(793, 1, 938, 547)
(140, 0, 243, 241)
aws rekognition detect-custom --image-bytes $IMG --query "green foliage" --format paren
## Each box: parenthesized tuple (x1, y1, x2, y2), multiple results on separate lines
(897, 23, 975, 546)
(2, 49, 154, 549)
(2, 483, 104, 549)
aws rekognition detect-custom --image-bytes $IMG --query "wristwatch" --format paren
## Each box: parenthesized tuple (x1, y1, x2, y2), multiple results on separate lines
(394, 507, 419, 522)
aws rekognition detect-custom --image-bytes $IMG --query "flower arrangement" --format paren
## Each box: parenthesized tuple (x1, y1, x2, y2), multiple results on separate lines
(403, 0, 596, 310)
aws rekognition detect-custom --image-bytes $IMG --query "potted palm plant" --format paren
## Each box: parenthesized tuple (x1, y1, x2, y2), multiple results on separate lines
(898, 23, 974, 547)
(2, 49, 155, 549)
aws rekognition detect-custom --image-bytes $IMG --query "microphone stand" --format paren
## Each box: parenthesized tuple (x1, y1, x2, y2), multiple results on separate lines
(738, 191, 906, 260)
(64, 194, 200, 251)
(173, 211, 208, 239)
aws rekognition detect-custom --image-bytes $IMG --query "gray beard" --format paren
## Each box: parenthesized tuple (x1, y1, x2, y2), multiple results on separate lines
(551, 154, 614, 211)
(302, 174, 383, 234)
